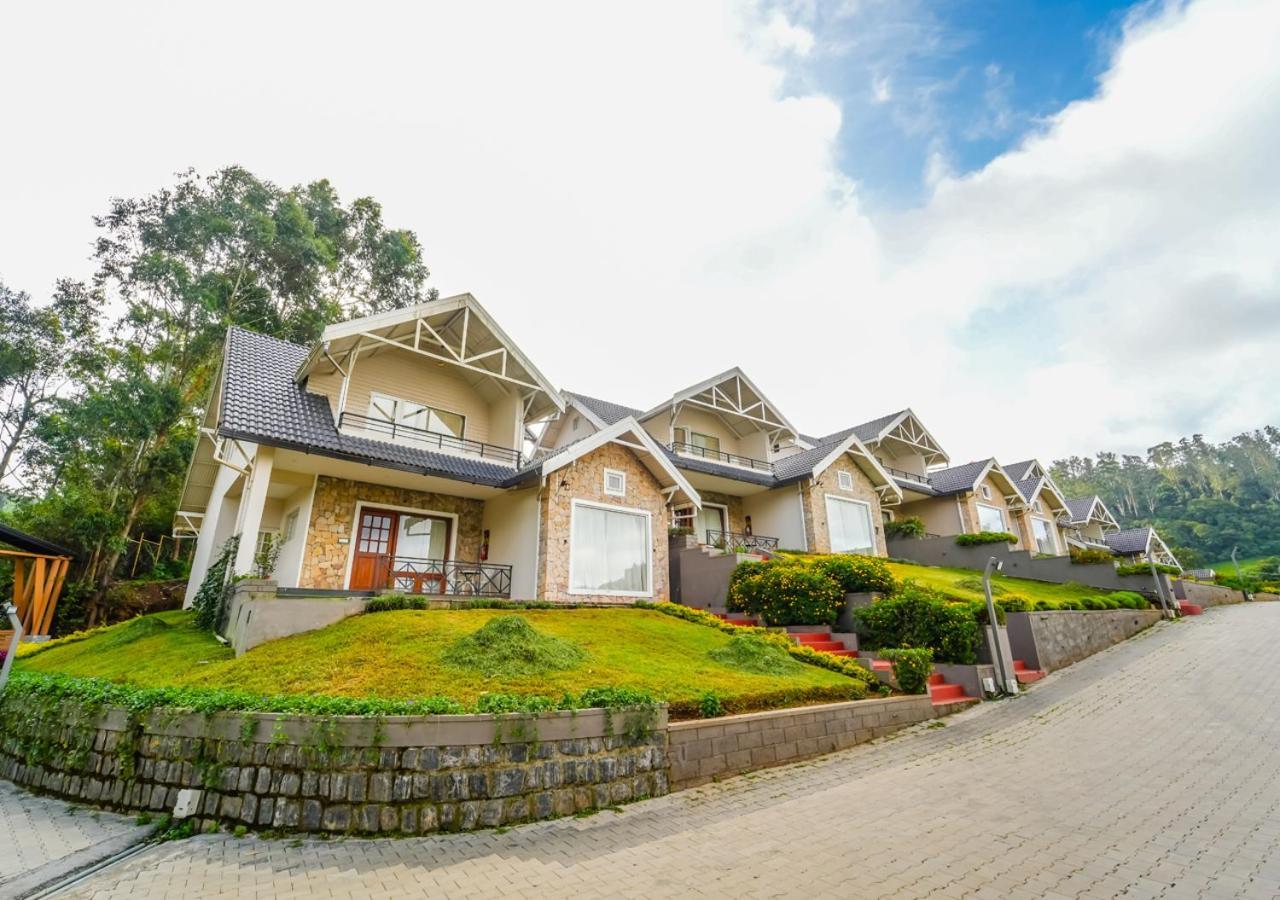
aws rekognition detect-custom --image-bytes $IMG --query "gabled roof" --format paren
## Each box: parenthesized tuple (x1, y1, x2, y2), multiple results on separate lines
(564, 392, 644, 428)
(1104, 526, 1181, 568)
(773, 431, 903, 504)
(1013, 474, 1068, 513)
(1003, 460, 1037, 482)
(220, 328, 522, 486)
(802, 409, 949, 467)
(294, 293, 565, 422)
(514, 417, 700, 506)
(642, 367, 798, 438)
(928, 458, 1022, 501)
(1064, 495, 1120, 529)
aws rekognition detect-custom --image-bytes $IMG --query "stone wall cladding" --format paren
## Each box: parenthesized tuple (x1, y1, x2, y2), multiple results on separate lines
(300, 476, 485, 589)
(1006, 609, 1162, 672)
(0, 705, 667, 835)
(799, 458, 888, 556)
(537, 442, 671, 604)
(667, 695, 939, 789)
(1174, 581, 1246, 608)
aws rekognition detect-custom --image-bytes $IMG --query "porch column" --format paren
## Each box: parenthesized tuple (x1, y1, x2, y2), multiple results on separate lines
(232, 445, 276, 576)
(183, 462, 242, 607)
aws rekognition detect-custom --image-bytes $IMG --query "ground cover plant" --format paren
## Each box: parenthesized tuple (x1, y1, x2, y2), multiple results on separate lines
(954, 531, 1018, 547)
(13, 607, 871, 720)
(883, 561, 1129, 608)
(878, 648, 934, 694)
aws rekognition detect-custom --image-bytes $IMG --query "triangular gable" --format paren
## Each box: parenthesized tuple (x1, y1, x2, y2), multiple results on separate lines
(810, 431, 904, 507)
(863, 408, 950, 467)
(981, 460, 1026, 507)
(295, 293, 566, 422)
(535, 417, 701, 508)
(642, 367, 798, 441)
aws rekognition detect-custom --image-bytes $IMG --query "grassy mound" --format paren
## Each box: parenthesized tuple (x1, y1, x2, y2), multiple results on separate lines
(97, 615, 173, 649)
(708, 633, 804, 676)
(440, 615, 588, 677)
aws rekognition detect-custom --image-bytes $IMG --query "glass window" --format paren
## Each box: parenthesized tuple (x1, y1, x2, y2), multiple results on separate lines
(396, 514, 449, 560)
(604, 469, 626, 497)
(825, 496, 874, 554)
(282, 509, 299, 543)
(976, 503, 1006, 533)
(1032, 518, 1057, 554)
(837, 470, 854, 491)
(691, 432, 720, 453)
(571, 503, 651, 595)
(366, 392, 466, 440)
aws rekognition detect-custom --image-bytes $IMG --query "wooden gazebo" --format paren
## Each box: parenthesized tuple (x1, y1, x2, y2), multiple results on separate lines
(1, 523, 75, 641)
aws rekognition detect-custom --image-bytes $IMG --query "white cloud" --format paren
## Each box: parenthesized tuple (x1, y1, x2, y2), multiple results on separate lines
(871, 74, 893, 103)
(0, 0, 1276, 464)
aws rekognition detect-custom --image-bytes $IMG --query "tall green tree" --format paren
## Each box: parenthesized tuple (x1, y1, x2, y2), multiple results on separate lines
(17, 166, 433, 614)
(0, 280, 98, 485)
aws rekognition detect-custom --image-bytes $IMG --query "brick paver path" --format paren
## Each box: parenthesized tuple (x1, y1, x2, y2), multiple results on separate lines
(0, 780, 150, 898)
(43, 605, 1280, 897)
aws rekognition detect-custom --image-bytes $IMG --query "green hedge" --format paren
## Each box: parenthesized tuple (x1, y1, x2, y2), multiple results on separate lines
(883, 516, 925, 539)
(878, 648, 933, 694)
(955, 532, 1018, 547)
(1116, 562, 1180, 576)
(853, 583, 982, 664)
(1070, 547, 1115, 565)
(727, 555, 896, 626)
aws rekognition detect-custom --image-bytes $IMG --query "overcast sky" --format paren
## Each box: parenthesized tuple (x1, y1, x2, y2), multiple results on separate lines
(2, 0, 1277, 464)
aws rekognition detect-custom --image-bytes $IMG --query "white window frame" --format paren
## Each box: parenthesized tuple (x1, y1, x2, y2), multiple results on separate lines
(282, 508, 300, 543)
(975, 502, 1006, 533)
(837, 470, 854, 491)
(342, 500, 461, 590)
(979, 484, 992, 501)
(367, 390, 467, 439)
(567, 499, 654, 598)
(823, 494, 876, 555)
(1031, 516, 1059, 554)
(1032, 499, 1043, 513)
(603, 468, 627, 497)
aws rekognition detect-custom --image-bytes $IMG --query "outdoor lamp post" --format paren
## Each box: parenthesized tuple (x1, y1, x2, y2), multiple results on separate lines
(982, 556, 1017, 695)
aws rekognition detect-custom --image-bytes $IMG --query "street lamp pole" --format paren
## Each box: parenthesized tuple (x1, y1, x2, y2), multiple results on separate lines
(983, 556, 1016, 695)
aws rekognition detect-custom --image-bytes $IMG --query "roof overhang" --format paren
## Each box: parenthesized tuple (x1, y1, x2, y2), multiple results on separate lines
(643, 368, 798, 442)
(294, 293, 566, 422)
(535, 417, 702, 508)
(869, 409, 950, 468)
(809, 431, 904, 507)
(980, 461, 1025, 508)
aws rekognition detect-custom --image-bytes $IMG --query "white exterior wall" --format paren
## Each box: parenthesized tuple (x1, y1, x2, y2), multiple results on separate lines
(272, 476, 319, 589)
(482, 486, 542, 600)
(742, 486, 807, 551)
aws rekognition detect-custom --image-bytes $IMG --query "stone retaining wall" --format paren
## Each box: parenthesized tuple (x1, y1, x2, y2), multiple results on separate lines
(1172, 580, 1246, 608)
(667, 695, 941, 789)
(1005, 609, 1162, 672)
(0, 703, 667, 834)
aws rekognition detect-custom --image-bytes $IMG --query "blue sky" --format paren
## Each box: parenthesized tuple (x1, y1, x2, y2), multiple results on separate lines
(795, 0, 1139, 207)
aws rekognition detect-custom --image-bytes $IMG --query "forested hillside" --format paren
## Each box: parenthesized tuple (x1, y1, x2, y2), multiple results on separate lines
(1052, 430, 1280, 567)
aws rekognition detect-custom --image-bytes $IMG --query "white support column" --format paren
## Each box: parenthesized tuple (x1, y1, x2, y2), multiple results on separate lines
(232, 446, 276, 576)
(183, 463, 242, 608)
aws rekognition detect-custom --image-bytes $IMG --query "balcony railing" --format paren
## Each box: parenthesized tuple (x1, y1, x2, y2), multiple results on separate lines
(883, 465, 931, 487)
(705, 529, 780, 554)
(670, 441, 774, 474)
(339, 412, 523, 467)
(387, 557, 513, 597)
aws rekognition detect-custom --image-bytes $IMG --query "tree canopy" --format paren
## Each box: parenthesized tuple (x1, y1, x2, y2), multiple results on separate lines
(1052, 429, 1280, 567)
(1, 166, 432, 629)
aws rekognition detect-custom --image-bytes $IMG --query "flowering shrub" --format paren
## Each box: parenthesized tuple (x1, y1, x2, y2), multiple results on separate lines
(1069, 547, 1115, 565)
(728, 563, 844, 626)
(853, 583, 982, 664)
(878, 648, 934, 694)
(883, 516, 925, 539)
(811, 555, 896, 595)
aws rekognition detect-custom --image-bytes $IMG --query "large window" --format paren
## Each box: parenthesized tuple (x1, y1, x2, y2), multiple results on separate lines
(976, 503, 1006, 533)
(569, 501, 652, 596)
(367, 392, 465, 439)
(1031, 518, 1058, 555)
(825, 496, 874, 555)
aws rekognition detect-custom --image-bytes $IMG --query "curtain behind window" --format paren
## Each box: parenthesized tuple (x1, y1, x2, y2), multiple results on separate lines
(571, 505, 650, 592)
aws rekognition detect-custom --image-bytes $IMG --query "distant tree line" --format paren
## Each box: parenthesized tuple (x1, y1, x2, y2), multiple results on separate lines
(1052, 430, 1280, 567)
(0, 166, 432, 630)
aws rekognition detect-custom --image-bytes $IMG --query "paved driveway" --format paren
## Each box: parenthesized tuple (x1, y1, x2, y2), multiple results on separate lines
(26, 604, 1280, 898)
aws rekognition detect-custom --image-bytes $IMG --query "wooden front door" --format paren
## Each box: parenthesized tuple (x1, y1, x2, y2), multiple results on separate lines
(350, 508, 396, 590)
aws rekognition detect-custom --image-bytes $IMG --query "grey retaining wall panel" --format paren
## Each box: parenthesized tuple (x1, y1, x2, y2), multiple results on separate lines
(1006, 609, 1161, 672)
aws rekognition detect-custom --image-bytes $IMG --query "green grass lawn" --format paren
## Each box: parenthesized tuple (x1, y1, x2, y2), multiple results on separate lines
(18, 607, 866, 718)
(885, 561, 1119, 606)
(1206, 556, 1279, 578)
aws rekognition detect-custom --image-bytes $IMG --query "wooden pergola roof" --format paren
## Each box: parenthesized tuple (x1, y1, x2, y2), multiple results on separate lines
(1, 523, 75, 639)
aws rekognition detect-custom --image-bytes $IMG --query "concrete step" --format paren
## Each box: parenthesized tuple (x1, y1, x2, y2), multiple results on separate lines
(1012, 660, 1046, 684)
(1179, 602, 1204, 616)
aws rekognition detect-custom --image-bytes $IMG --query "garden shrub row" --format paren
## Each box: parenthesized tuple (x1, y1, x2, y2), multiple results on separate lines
(877, 648, 933, 694)
(1069, 547, 1116, 565)
(883, 516, 925, 539)
(1116, 562, 1180, 576)
(853, 583, 984, 665)
(726, 554, 895, 626)
(954, 531, 1018, 547)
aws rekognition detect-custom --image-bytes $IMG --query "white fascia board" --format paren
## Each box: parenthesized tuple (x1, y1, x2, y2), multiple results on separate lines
(566, 395, 609, 430)
(813, 432, 903, 504)
(983, 460, 1022, 500)
(661, 366, 800, 436)
(538, 416, 702, 508)
(894, 408, 951, 465)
